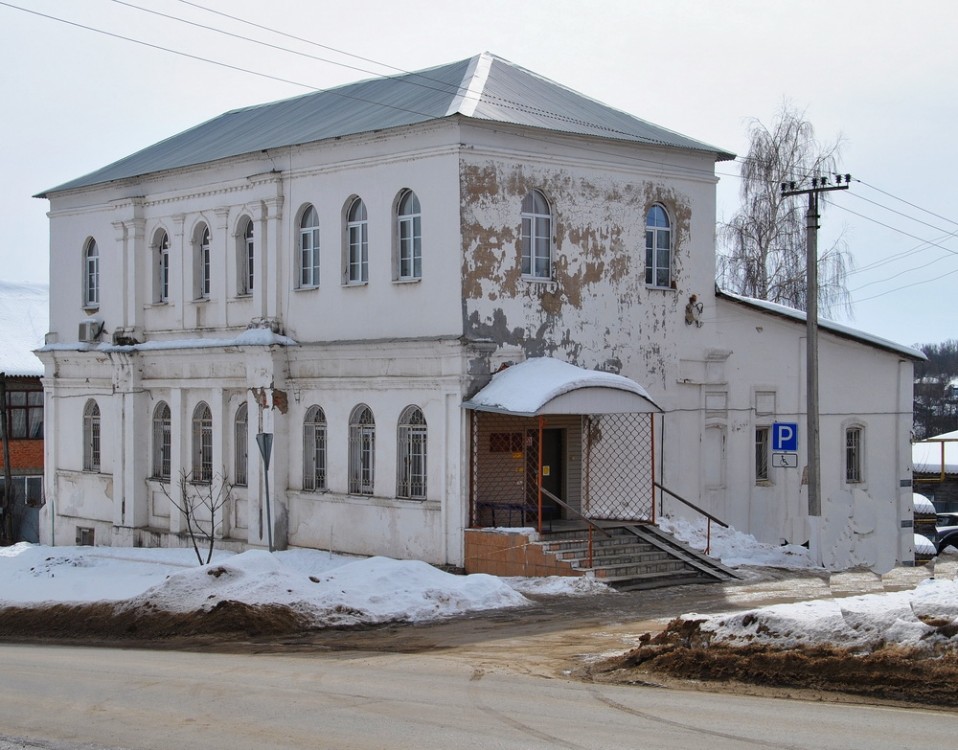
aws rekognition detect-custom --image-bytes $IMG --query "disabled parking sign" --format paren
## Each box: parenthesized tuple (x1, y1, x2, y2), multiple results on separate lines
(772, 422, 798, 452)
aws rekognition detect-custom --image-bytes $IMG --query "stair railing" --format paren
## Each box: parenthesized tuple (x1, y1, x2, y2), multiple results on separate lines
(653, 482, 729, 555)
(539, 485, 611, 569)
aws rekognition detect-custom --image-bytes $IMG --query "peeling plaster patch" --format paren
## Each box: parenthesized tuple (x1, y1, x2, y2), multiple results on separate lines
(466, 309, 525, 349)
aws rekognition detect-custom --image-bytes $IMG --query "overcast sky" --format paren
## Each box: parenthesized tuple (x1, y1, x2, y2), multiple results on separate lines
(2, 0, 955, 348)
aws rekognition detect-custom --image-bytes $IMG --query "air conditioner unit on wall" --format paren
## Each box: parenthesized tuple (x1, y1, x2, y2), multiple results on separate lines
(78, 320, 103, 343)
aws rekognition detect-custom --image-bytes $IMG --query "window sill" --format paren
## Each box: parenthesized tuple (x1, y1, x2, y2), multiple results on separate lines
(343, 281, 369, 288)
(645, 284, 676, 292)
(294, 285, 319, 292)
(393, 277, 422, 285)
(522, 277, 557, 293)
(82, 305, 100, 314)
(191, 297, 211, 304)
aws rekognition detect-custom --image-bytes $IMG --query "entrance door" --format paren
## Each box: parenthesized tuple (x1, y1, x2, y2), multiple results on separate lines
(526, 428, 563, 521)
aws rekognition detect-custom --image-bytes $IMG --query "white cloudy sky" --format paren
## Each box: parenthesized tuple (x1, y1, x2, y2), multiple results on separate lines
(2, 0, 956, 347)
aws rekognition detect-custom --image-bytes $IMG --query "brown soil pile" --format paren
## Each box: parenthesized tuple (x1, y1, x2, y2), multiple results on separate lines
(0, 600, 314, 643)
(590, 617, 958, 707)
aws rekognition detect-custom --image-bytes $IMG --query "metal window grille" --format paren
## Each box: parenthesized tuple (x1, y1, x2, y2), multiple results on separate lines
(397, 406, 427, 499)
(520, 190, 551, 278)
(83, 400, 100, 472)
(192, 403, 213, 483)
(755, 426, 770, 482)
(234, 403, 248, 486)
(303, 406, 327, 491)
(398, 190, 422, 279)
(152, 402, 171, 480)
(349, 406, 375, 495)
(347, 199, 368, 283)
(846, 426, 863, 483)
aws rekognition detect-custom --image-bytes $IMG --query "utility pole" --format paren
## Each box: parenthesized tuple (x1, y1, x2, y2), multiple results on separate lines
(781, 174, 851, 562)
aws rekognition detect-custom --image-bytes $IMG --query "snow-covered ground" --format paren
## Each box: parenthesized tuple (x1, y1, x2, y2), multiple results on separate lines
(1, 518, 954, 649)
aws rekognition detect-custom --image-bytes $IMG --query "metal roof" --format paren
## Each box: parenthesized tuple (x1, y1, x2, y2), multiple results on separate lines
(39, 53, 733, 197)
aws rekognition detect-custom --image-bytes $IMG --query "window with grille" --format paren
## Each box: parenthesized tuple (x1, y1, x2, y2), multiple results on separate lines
(299, 205, 320, 288)
(303, 405, 327, 491)
(397, 406, 427, 499)
(645, 204, 672, 288)
(755, 426, 770, 483)
(152, 401, 171, 480)
(348, 405, 375, 495)
(845, 426, 864, 483)
(234, 403, 248, 486)
(192, 402, 213, 483)
(520, 190, 552, 279)
(397, 190, 422, 280)
(83, 399, 100, 472)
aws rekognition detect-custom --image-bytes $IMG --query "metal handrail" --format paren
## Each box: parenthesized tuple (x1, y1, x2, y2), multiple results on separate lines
(653, 481, 728, 555)
(539, 485, 612, 568)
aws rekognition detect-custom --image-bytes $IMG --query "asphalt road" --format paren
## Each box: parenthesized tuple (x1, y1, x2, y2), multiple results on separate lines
(0, 640, 955, 750)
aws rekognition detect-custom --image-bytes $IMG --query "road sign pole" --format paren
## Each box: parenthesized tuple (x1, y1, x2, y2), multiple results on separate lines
(256, 433, 274, 553)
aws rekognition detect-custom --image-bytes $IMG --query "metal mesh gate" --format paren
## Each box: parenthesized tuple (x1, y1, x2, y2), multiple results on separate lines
(583, 413, 654, 521)
(469, 411, 655, 528)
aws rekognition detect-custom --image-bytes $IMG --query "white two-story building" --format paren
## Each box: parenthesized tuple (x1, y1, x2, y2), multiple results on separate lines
(36, 53, 922, 572)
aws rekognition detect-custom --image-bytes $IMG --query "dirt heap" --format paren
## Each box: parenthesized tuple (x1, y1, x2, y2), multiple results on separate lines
(589, 616, 958, 708)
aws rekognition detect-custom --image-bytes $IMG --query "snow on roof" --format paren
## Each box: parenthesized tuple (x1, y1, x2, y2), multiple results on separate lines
(39, 53, 732, 196)
(716, 289, 925, 361)
(39, 327, 297, 354)
(0, 281, 48, 377)
(462, 358, 659, 416)
(913, 430, 958, 476)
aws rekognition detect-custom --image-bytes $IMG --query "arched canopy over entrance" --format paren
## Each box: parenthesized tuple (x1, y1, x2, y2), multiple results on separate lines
(463, 359, 661, 530)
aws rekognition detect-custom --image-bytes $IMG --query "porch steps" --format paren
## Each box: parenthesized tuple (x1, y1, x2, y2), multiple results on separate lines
(538, 524, 738, 590)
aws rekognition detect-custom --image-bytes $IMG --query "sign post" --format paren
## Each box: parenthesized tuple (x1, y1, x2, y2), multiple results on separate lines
(256, 433, 274, 553)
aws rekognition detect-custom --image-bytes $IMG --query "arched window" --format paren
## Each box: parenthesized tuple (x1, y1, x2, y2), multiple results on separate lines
(348, 405, 375, 495)
(192, 402, 213, 483)
(396, 190, 422, 280)
(155, 230, 171, 303)
(521, 190, 552, 279)
(299, 205, 320, 288)
(645, 205, 672, 288)
(83, 399, 101, 472)
(239, 218, 254, 295)
(152, 402, 171, 480)
(303, 405, 327, 491)
(397, 406, 427, 499)
(234, 403, 248, 487)
(346, 198, 368, 284)
(196, 224, 211, 299)
(84, 239, 99, 308)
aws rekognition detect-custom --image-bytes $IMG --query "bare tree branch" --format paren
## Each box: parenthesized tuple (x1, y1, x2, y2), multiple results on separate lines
(159, 470, 234, 565)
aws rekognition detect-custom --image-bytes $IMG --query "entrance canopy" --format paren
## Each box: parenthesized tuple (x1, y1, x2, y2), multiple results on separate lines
(462, 358, 661, 416)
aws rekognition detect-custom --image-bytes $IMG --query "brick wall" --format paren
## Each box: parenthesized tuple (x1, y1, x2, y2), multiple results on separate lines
(464, 528, 580, 578)
(0, 440, 44, 471)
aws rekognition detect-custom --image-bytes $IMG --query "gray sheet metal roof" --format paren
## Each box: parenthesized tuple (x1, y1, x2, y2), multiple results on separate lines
(39, 53, 734, 197)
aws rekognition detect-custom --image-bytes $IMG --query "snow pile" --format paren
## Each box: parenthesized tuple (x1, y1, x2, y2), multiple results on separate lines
(658, 515, 815, 569)
(0, 544, 530, 627)
(686, 576, 958, 653)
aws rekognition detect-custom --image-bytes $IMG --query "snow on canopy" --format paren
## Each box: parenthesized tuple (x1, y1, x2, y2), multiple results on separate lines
(913, 430, 958, 475)
(0, 281, 48, 376)
(463, 358, 659, 416)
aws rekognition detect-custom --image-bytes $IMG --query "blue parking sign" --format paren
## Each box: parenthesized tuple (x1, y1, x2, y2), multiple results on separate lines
(773, 422, 798, 452)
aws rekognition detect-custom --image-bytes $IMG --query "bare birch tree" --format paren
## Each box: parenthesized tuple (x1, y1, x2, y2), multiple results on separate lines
(718, 103, 853, 317)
